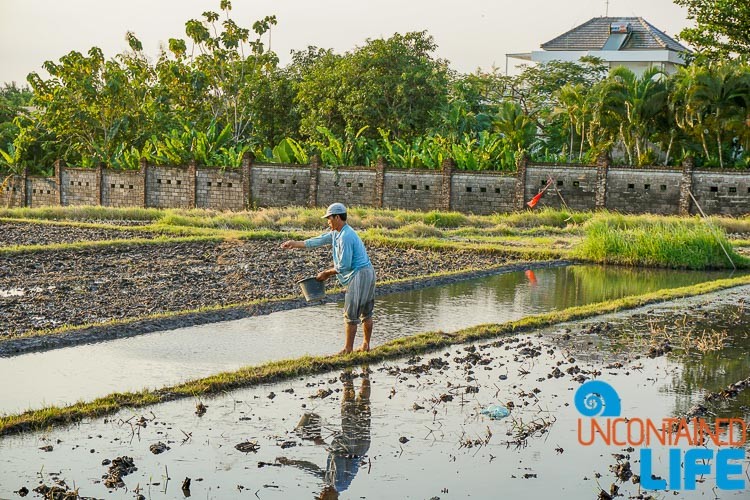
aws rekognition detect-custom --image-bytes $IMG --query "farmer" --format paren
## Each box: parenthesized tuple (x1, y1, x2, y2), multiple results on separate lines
(281, 203, 376, 354)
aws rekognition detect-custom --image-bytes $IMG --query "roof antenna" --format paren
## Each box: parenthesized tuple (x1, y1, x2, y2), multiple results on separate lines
(605, 0, 610, 17)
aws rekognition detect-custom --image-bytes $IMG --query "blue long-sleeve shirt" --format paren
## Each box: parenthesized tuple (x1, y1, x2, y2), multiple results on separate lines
(305, 224, 372, 285)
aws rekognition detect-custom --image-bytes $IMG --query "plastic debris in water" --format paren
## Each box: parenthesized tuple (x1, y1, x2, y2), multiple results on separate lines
(480, 404, 510, 420)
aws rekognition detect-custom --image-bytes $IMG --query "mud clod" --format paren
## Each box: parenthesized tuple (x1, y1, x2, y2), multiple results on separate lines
(195, 402, 207, 416)
(149, 442, 170, 454)
(181, 477, 191, 496)
(235, 441, 260, 453)
(102, 456, 137, 489)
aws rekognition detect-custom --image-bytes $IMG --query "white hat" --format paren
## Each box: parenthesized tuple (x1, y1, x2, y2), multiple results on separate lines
(322, 202, 347, 218)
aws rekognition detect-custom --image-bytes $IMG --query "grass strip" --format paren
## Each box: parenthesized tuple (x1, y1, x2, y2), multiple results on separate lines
(363, 232, 569, 260)
(2, 206, 747, 236)
(2, 273, 749, 436)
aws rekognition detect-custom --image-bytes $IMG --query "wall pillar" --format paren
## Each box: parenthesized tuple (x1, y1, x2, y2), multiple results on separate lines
(439, 158, 454, 211)
(374, 156, 386, 208)
(514, 153, 528, 210)
(678, 156, 695, 216)
(53, 159, 64, 205)
(96, 163, 104, 206)
(241, 152, 253, 210)
(595, 152, 610, 209)
(308, 155, 321, 208)
(187, 160, 197, 209)
(22, 167, 29, 207)
(139, 158, 149, 208)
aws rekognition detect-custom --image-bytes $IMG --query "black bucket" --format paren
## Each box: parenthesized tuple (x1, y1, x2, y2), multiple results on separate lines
(297, 277, 325, 302)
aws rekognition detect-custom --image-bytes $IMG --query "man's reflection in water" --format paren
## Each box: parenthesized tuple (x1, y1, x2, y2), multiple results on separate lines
(277, 369, 371, 500)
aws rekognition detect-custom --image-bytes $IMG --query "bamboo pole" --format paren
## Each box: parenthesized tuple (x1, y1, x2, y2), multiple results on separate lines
(688, 190, 736, 270)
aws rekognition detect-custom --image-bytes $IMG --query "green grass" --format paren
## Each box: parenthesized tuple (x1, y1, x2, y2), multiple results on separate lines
(572, 213, 750, 269)
(2, 206, 748, 238)
(363, 233, 569, 260)
(489, 207, 593, 228)
(2, 273, 749, 436)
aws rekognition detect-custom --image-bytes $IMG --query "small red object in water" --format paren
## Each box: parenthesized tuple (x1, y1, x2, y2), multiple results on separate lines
(525, 270, 537, 285)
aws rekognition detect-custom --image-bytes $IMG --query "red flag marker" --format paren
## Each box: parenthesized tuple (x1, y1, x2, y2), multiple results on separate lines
(527, 178, 553, 208)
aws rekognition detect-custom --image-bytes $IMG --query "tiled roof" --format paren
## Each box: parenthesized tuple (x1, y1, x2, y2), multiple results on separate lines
(541, 17, 690, 52)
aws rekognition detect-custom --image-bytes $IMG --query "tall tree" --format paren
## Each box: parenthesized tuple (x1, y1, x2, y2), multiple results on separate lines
(26, 39, 157, 167)
(607, 67, 669, 165)
(296, 31, 449, 141)
(674, 0, 750, 59)
(0, 83, 32, 152)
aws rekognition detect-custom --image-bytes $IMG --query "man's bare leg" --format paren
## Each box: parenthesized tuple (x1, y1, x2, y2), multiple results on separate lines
(340, 323, 357, 354)
(357, 317, 372, 352)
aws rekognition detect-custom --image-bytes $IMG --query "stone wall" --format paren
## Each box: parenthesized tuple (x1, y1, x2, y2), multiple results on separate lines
(0, 174, 25, 208)
(26, 177, 58, 208)
(382, 170, 443, 211)
(146, 165, 194, 209)
(691, 170, 750, 216)
(451, 172, 516, 215)
(4, 157, 750, 216)
(606, 167, 682, 215)
(525, 165, 598, 211)
(103, 170, 144, 208)
(251, 164, 310, 207)
(197, 168, 244, 210)
(318, 168, 378, 208)
(61, 167, 99, 206)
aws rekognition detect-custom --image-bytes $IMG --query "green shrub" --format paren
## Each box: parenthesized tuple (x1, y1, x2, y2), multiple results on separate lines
(421, 210, 469, 228)
(573, 214, 748, 269)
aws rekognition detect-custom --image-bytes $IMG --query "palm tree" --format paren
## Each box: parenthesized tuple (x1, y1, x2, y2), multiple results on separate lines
(671, 61, 749, 168)
(606, 67, 668, 165)
(555, 83, 589, 161)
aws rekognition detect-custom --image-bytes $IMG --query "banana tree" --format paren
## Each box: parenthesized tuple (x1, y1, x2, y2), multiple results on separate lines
(492, 101, 536, 155)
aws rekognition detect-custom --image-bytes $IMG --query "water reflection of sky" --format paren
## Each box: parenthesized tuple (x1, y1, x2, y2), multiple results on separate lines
(0, 265, 737, 414)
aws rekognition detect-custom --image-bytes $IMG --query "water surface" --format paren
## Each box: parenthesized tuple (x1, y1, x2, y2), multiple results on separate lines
(0, 265, 736, 414)
(0, 286, 748, 498)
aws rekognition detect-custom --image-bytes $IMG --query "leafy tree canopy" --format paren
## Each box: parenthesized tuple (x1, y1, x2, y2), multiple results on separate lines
(295, 31, 449, 141)
(675, 0, 750, 60)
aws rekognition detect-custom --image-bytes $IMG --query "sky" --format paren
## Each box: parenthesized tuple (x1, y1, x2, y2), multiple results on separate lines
(0, 0, 691, 85)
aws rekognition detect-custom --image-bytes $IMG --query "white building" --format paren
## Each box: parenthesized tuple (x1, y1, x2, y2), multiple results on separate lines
(508, 17, 691, 76)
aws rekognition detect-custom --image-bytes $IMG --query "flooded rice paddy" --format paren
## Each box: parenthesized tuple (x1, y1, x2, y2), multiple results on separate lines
(0, 285, 748, 498)
(0, 265, 736, 414)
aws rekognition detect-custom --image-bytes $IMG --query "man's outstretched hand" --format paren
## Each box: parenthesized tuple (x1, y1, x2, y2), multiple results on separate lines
(281, 240, 303, 249)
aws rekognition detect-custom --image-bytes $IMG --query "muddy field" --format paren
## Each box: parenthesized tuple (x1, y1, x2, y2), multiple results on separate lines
(1, 287, 748, 499)
(0, 235, 512, 339)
